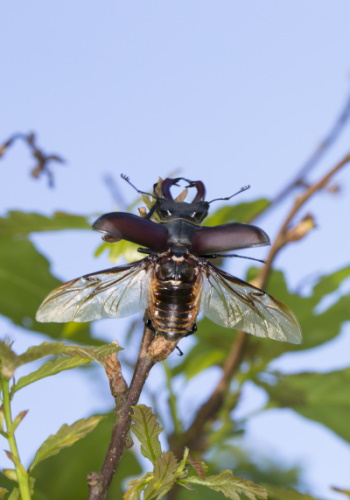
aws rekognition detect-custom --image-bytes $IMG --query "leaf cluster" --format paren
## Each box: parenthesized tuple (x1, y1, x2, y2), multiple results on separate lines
(127, 405, 267, 500)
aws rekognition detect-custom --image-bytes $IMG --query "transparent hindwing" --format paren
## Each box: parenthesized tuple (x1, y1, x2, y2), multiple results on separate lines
(36, 258, 152, 323)
(200, 261, 302, 343)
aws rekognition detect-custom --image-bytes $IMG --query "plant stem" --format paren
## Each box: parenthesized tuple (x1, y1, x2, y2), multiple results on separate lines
(1, 377, 31, 500)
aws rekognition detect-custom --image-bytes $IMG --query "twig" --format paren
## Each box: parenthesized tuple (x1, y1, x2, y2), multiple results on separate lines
(271, 91, 350, 207)
(87, 327, 179, 500)
(259, 151, 350, 286)
(0, 131, 65, 187)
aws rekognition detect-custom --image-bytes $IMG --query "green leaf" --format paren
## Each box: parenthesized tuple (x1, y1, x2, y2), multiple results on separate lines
(259, 368, 350, 443)
(265, 485, 324, 500)
(143, 451, 179, 500)
(0, 487, 8, 499)
(8, 488, 20, 500)
(0, 237, 93, 342)
(131, 405, 163, 464)
(12, 343, 121, 392)
(124, 473, 154, 500)
(182, 469, 267, 500)
(204, 199, 270, 226)
(32, 414, 141, 499)
(13, 356, 90, 392)
(1, 469, 17, 481)
(17, 341, 67, 366)
(29, 415, 105, 471)
(59, 343, 122, 363)
(95, 239, 141, 263)
(0, 211, 90, 237)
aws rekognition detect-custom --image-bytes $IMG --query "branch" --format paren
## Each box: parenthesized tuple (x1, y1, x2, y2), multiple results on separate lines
(271, 91, 350, 207)
(0, 131, 65, 187)
(87, 327, 179, 500)
(259, 151, 350, 286)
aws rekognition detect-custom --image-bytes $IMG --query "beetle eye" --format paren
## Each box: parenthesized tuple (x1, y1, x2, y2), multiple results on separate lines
(159, 209, 172, 218)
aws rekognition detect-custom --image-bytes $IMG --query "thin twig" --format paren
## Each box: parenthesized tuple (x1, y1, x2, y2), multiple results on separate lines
(259, 151, 350, 286)
(0, 131, 65, 187)
(271, 92, 350, 207)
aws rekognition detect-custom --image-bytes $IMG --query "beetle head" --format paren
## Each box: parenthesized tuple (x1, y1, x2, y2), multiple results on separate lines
(155, 177, 209, 224)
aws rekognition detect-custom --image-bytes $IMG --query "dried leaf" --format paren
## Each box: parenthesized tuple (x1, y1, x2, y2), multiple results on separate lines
(0, 342, 18, 378)
(186, 455, 208, 479)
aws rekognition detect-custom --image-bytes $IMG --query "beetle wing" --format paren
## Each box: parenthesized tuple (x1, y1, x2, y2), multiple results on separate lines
(200, 261, 302, 343)
(191, 223, 270, 255)
(36, 258, 152, 323)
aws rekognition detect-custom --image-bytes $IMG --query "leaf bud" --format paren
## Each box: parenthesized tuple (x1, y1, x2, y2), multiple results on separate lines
(286, 213, 316, 243)
(2, 469, 17, 481)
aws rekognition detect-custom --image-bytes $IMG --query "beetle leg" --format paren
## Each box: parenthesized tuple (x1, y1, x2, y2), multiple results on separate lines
(184, 323, 198, 337)
(175, 346, 184, 356)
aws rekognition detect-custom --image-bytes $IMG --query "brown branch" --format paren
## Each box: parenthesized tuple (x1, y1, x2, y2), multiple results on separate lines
(259, 151, 350, 286)
(87, 327, 179, 500)
(271, 91, 350, 207)
(0, 131, 65, 187)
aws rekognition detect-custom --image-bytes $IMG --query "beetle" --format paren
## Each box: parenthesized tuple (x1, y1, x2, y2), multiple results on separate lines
(36, 176, 302, 344)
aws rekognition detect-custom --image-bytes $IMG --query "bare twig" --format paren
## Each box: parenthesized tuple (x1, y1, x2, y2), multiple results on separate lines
(259, 151, 350, 286)
(0, 131, 65, 187)
(271, 92, 350, 207)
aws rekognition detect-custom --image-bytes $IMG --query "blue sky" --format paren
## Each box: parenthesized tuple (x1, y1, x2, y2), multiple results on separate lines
(1, 2, 350, 498)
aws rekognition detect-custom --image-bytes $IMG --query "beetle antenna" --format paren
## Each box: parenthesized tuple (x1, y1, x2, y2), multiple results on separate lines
(208, 185, 250, 204)
(204, 253, 266, 264)
(121, 174, 155, 198)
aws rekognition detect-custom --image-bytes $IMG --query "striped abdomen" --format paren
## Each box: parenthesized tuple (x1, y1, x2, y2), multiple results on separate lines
(149, 253, 202, 340)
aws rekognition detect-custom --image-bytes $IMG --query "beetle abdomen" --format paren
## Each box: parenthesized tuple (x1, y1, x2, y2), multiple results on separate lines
(149, 254, 202, 340)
